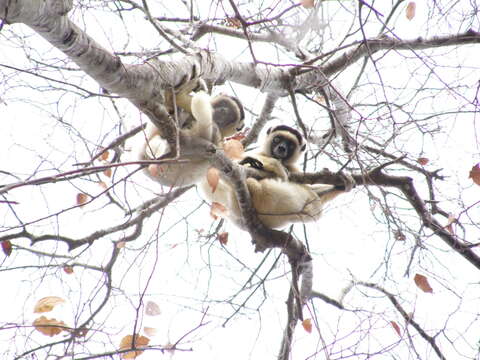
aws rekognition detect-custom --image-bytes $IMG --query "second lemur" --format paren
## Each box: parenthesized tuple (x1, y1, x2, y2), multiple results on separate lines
(141, 80, 245, 187)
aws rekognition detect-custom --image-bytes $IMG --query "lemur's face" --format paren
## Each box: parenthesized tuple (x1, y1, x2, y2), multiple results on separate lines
(270, 134, 298, 161)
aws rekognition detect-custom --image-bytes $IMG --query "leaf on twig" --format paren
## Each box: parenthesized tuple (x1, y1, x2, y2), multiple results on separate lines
(301, 0, 315, 9)
(145, 301, 161, 316)
(1, 240, 12, 256)
(406, 2, 416, 20)
(207, 167, 220, 193)
(33, 296, 65, 313)
(390, 320, 402, 336)
(218, 232, 229, 245)
(33, 316, 67, 337)
(469, 163, 480, 186)
(302, 318, 313, 333)
(414, 273, 433, 293)
(119, 334, 150, 359)
(210, 202, 227, 220)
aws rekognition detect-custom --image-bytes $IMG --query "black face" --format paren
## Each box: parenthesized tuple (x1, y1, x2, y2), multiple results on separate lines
(212, 98, 244, 131)
(270, 135, 297, 160)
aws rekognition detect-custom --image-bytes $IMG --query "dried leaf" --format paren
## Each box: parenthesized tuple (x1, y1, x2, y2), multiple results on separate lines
(406, 2, 416, 20)
(33, 316, 67, 337)
(394, 230, 406, 241)
(414, 273, 433, 293)
(469, 163, 480, 186)
(223, 139, 244, 160)
(390, 320, 402, 336)
(98, 181, 108, 190)
(218, 232, 229, 245)
(119, 334, 150, 359)
(210, 202, 227, 220)
(116, 241, 126, 249)
(302, 318, 313, 333)
(145, 301, 161, 316)
(417, 157, 429, 166)
(76, 193, 89, 206)
(206, 167, 220, 193)
(34, 296, 65, 313)
(446, 213, 456, 234)
(143, 327, 158, 337)
(301, 0, 315, 9)
(100, 149, 110, 161)
(1, 240, 12, 256)
(63, 265, 74, 274)
(226, 17, 242, 28)
(103, 167, 112, 178)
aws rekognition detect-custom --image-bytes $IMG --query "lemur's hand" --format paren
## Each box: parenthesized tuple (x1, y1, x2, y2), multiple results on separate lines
(239, 156, 264, 170)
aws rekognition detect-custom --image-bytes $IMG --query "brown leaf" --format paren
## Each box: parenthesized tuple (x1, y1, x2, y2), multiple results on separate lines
(34, 296, 65, 313)
(417, 157, 429, 166)
(103, 167, 112, 178)
(301, 0, 315, 9)
(406, 2, 416, 20)
(413, 273, 433, 293)
(394, 230, 406, 241)
(226, 17, 242, 28)
(145, 301, 161, 316)
(206, 167, 220, 193)
(446, 213, 456, 234)
(33, 316, 67, 337)
(100, 149, 110, 161)
(98, 181, 108, 190)
(227, 132, 247, 141)
(390, 320, 402, 336)
(63, 265, 74, 274)
(469, 163, 480, 186)
(210, 202, 227, 220)
(119, 334, 150, 359)
(302, 318, 313, 333)
(218, 232, 229, 245)
(76, 193, 89, 206)
(223, 139, 245, 160)
(1, 240, 12, 256)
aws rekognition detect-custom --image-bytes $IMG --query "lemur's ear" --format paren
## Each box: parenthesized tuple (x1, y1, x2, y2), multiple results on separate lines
(301, 143, 306, 152)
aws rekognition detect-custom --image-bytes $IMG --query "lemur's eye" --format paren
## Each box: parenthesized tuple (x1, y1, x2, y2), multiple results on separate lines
(273, 136, 281, 143)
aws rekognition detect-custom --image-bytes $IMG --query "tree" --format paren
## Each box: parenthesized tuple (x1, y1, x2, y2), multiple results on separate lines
(0, 0, 479, 359)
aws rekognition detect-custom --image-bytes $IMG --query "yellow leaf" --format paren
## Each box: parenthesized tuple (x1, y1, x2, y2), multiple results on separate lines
(33, 316, 67, 337)
(145, 301, 161, 316)
(223, 139, 244, 160)
(33, 296, 65, 313)
(302, 318, 312, 333)
(406, 2, 416, 20)
(119, 334, 150, 359)
(206, 167, 220, 193)
(414, 273, 433, 293)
